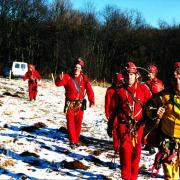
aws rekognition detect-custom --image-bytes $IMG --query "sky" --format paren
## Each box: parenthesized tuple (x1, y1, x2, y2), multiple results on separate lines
(70, 0, 180, 27)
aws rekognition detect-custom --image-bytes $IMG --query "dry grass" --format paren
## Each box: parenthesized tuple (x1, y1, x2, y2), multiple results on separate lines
(90, 79, 110, 88)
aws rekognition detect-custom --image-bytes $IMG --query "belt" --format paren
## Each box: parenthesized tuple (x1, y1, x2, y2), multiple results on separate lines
(66, 100, 82, 111)
(29, 79, 37, 83)
(118, 118, 145, 127)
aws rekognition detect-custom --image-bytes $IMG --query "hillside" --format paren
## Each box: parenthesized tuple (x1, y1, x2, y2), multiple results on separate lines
(0, 78, 163, 179)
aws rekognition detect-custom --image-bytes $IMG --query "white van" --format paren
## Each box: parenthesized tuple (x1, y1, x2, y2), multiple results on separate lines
(11, 62, 28, 77)
(3, 61, 28, 78)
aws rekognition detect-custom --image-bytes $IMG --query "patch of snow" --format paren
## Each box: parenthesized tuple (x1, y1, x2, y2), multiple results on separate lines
(0, 78, 164, 179)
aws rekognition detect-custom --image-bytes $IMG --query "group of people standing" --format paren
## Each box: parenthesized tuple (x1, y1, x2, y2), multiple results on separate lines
(105, 61, 180, 180)
(23, 59, 179, 180)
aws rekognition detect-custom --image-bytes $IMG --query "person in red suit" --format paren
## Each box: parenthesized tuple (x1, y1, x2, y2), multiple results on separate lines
(55, 58, 95, 149)
(115, 61, 152, 180)
(143, 64, 164, 154)
(146, 65, 164, 94)
(105, 73, 124, 153)
(23, 64, 41, 101)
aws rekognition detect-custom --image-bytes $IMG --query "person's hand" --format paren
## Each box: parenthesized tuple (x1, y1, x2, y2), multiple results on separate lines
(38, 80, 42, 86)
(59, 72, 64, 80)
(105, 117, 109, 122)
(105, 114, 110, 121)
(89, 102, 94, 108)
(39, 82, 44, 88)
(157, 107, 165, 119)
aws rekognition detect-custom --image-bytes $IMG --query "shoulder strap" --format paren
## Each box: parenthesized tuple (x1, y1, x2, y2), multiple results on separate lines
(125, 85, 143, 107)
(72, 76, 82, 99)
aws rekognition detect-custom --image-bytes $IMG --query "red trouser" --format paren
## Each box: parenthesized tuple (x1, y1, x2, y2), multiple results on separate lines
(66, 108, 84, 144)
(118, 124, 144, 180)
(28, 82, 38, 100)
(112, 117, 120, 153)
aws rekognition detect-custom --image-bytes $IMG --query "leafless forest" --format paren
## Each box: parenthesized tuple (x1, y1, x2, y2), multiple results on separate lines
(0, 0, 179, 84)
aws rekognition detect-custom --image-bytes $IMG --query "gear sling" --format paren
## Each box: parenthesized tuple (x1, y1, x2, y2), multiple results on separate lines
(64, 75, 87, 113)
(119, 86, 144, 147)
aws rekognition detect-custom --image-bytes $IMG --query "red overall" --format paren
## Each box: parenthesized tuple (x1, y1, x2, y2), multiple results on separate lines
(55, 73, 94, 144)
(23, 69, 41, 101)
(116, 81, 152, 180)
(105, 86, 120, 152)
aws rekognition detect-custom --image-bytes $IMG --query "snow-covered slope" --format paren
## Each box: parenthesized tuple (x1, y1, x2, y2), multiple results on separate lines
(0, 78, 163, 179)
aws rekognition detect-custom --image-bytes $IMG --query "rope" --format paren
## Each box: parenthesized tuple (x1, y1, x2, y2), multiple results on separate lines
(136, 67, 150, 73)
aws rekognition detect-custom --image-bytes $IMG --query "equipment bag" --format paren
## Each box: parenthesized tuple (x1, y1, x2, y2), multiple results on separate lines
(82, 99, 87, 110)
(142, 118, 161, 147)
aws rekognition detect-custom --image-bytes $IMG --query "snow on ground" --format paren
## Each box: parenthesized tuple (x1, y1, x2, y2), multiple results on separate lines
(0, 77, 164, 179)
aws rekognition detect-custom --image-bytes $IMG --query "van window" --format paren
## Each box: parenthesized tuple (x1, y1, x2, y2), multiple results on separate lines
(21, 64, 26, 69)
(15, 63, 20, 68)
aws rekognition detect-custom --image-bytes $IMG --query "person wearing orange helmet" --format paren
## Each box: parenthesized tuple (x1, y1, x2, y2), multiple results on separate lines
(114, 61, 152, 180)
(55, 58, 95, 149)
(23, 64, 41, 101)
(105, 73, 124, 153)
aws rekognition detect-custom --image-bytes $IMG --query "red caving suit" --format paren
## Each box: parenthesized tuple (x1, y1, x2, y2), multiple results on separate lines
(55, 73, 95, 144)
(115, 81, 152, 180)
(105, 86, 120, 153)
(23, 70, 41, 100)
(146, 77, 164, 94)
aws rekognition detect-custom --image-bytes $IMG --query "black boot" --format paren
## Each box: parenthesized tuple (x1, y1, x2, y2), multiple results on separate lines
(70, 143, 76, 149)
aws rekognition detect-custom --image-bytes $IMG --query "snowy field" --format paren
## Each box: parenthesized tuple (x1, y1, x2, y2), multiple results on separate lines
(0, 77, 164, 179)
